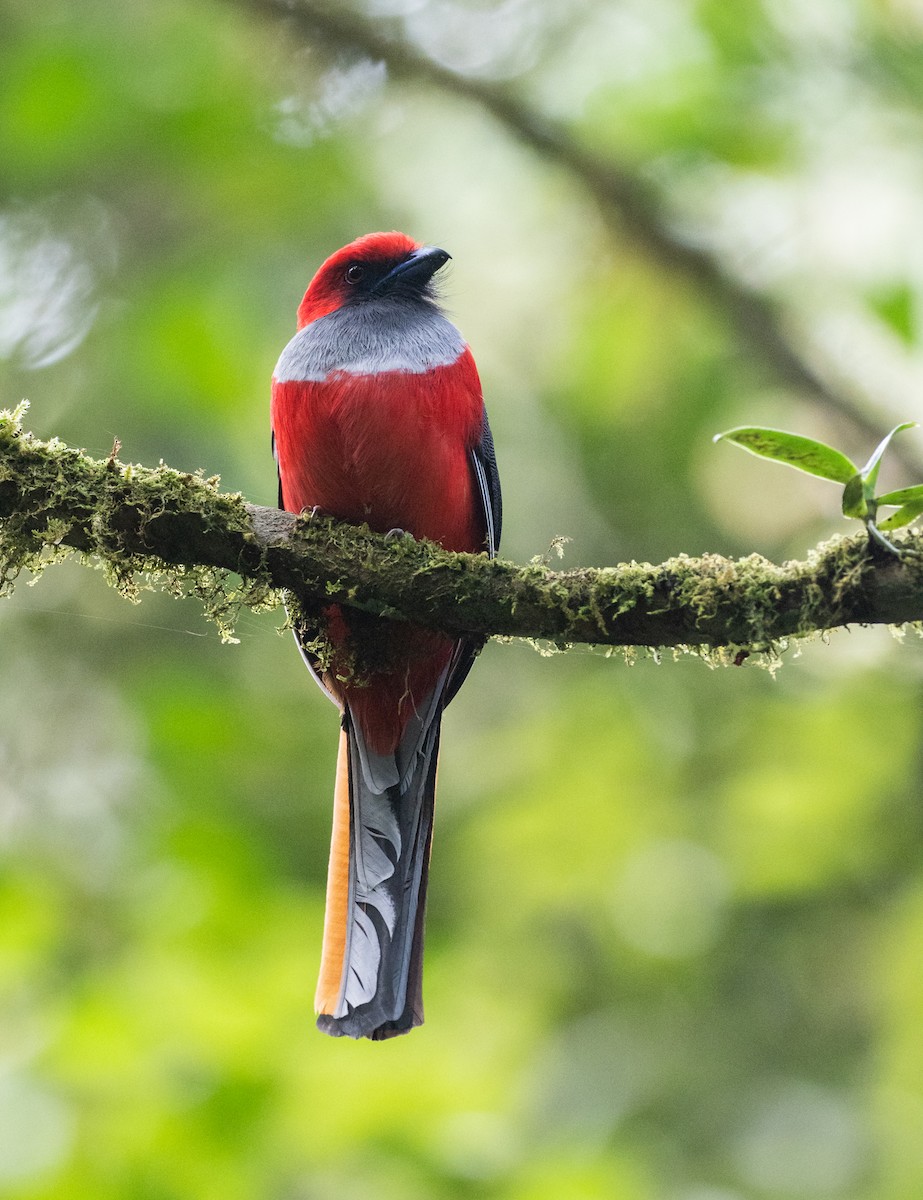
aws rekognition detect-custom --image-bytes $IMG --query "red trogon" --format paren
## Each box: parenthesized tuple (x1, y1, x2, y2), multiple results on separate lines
(270, 232, 502, 1039)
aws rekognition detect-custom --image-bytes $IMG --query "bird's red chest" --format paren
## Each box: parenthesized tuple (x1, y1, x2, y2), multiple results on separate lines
(271, 356, 484, 553)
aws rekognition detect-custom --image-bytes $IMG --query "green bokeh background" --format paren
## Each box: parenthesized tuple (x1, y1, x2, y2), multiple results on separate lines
(3, 1, 923, 1197)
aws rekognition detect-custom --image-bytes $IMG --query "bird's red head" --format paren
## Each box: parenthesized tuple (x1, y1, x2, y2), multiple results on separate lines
(296, 231, 450, 328)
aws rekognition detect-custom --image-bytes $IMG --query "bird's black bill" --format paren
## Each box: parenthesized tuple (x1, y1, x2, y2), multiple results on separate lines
(377, 246, 450, 293)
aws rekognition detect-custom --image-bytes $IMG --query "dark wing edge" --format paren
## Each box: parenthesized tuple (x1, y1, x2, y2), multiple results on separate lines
(272, 429, 284, 509)
(471, 409, 502, 558)
(443, 408, 502, 707)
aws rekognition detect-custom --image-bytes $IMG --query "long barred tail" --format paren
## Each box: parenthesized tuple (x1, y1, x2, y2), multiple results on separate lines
(314, 713, 440, 1040)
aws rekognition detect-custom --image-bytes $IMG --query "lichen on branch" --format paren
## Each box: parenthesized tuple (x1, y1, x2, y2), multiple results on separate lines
(0, 403, 274, 641)
(2, 406, 923, 656)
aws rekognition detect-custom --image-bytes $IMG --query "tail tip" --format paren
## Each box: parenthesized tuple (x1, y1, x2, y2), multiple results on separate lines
(315, 1007, 423, 1040)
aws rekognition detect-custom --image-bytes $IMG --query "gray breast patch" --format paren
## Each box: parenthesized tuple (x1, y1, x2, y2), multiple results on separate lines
(273, 300, 465, 382)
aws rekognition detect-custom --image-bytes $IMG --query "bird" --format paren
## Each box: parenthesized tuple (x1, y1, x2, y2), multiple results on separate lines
(270, 232, 501, 1039)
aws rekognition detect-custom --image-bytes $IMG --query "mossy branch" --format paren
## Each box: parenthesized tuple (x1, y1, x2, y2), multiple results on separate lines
(2, 408, 923, 654)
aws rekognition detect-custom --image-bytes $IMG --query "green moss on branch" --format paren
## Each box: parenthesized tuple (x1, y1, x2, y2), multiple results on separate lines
(2, 406, 923, 654)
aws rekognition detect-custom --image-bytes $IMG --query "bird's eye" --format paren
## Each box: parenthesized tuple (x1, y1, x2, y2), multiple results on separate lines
(344, 263, 365, 285)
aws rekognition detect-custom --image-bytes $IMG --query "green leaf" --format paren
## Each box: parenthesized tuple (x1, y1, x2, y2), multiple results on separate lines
(879, 499, 923, 531)
(860, 422, 917, 492)
(713, 427, 858, 483)
(875, 484, 923, 507)
(842, 474, 868, 519)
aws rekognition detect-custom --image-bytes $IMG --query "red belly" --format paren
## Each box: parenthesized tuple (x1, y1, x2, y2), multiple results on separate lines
(272, 359, 485, 552)
(272, 358, 485, 752)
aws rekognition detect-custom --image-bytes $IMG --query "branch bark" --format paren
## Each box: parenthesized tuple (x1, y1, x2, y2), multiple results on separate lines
(232, 0, 921, 477)
(2, 413, 923, 653)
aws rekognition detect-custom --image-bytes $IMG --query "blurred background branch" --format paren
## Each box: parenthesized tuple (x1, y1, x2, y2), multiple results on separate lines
(239, 0, 923, 477)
